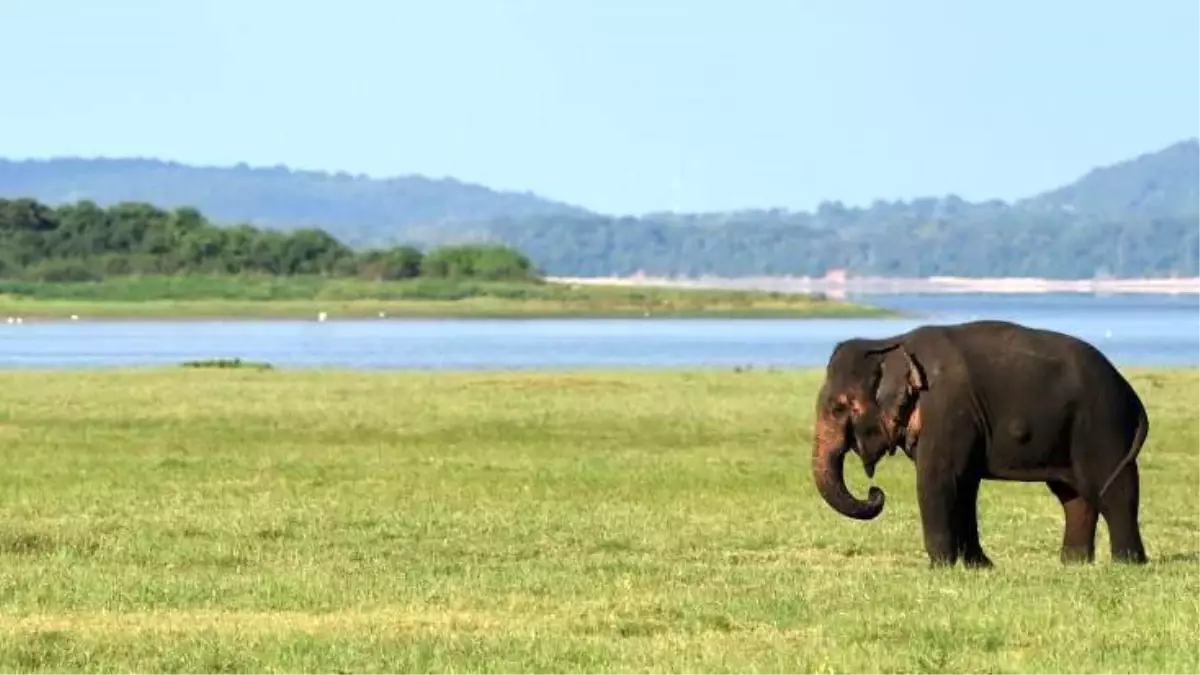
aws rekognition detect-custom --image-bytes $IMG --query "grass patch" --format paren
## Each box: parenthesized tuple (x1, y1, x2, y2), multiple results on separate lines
(0, 275, 892, 319)
(0, 368, 1193, 672)
(180, 358, 274, 371)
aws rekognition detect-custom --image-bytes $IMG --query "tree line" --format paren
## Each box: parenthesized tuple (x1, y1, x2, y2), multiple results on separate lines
(0, 198, 537, 282)
(2, 193, 1195, 283)
(474, 206, 1199, 279)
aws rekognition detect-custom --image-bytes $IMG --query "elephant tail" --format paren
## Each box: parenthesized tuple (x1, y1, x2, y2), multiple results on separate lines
(1097, 401, 1149, 500)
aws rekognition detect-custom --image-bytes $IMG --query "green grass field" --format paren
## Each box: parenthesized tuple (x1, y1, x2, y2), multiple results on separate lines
(0, 276, 890, 319)
(0, 368, 1195, 673)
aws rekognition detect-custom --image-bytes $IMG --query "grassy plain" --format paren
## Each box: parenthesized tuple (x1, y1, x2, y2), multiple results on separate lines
(0, 368, 1195, 673)
(0, 276, 890, 319)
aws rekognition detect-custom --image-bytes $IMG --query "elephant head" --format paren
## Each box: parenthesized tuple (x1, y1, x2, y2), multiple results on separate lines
(811, 339, 926, 520)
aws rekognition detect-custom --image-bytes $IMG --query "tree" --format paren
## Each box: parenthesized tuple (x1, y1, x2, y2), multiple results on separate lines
(420, 243, 536, 280)
(357, 246, 424, 280)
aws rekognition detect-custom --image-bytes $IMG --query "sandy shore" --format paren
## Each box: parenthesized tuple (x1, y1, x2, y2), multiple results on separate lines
(548, 275, 1200, 296)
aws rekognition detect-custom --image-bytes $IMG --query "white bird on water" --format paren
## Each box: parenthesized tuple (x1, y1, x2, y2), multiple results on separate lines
(317, 311, 328, 322)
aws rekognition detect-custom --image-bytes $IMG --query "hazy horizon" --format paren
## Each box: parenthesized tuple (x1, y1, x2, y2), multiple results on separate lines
(3, 0, 1197, 215)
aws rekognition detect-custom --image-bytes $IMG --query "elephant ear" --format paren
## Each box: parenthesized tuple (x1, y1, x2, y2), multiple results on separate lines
(898, 348, 925, 392)
(874, 347, 925, 411)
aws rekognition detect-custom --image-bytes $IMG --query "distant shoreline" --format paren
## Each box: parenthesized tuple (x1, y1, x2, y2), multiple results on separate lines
(0, 277, 894, 321)
(547, 275, 1200, 296)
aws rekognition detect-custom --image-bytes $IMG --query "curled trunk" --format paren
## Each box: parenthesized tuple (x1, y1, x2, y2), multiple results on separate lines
(811, 413, 885, 520)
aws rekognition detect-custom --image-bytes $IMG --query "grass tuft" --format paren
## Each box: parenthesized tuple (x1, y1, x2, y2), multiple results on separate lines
(180, 358, 275, 370)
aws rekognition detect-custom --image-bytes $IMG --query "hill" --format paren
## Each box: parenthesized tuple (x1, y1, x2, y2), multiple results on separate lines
(1019, 139, 1199, 218)
(470, 139, 1199, 278)
(0, 157, 588, 248)
(1, 140, 1196, 279)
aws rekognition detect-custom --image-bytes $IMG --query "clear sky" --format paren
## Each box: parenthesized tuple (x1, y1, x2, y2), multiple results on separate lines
(1, 0, 1196, 215)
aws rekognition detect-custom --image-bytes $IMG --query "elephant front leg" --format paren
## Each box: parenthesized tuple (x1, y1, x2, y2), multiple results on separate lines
(955, 478, 992, 568)
(916, 468, 959, 567)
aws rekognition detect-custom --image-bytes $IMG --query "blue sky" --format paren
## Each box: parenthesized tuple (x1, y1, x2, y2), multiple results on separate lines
(1, 0, 1196, 214)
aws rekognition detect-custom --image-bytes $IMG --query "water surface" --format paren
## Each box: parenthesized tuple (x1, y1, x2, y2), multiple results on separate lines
(0, 293, 1195, 369)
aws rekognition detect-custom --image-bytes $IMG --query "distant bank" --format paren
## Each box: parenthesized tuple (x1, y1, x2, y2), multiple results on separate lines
(547, 275, 1200, 296)
(0, 276, 894, 320)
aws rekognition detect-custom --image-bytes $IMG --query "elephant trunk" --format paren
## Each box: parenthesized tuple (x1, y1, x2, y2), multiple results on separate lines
(811, 413, 885, 520)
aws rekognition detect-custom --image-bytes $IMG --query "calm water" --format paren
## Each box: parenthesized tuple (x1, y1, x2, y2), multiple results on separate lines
(0, 293, 1195, 370)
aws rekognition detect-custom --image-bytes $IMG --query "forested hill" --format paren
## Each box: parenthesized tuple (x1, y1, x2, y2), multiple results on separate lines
(477, 139, 1197, 279)
(0, 158, 587, 248)
(1, 139, 1196, 279)
(1018, 139, 1199, 218)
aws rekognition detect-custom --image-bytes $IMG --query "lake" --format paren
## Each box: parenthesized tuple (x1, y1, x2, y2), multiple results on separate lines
(0, 293, 1196, 370)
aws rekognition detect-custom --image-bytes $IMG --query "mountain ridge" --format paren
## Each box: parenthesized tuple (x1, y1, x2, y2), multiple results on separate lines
(0, 155, 590, 247)
(0, 139, 1196, 278)
(4, 138, 1197, 222)
(1017, 138, 1199, 218)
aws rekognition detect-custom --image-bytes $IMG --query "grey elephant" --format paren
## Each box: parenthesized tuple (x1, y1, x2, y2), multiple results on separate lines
(810, 319, 1150, 568)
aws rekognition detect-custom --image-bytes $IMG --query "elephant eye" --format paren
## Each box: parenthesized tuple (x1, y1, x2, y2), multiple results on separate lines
(830, 400, 849, 416)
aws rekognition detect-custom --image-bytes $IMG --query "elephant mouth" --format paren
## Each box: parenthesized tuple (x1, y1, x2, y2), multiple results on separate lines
(862, 454, 880, 479)
(854, 442, 887, 479)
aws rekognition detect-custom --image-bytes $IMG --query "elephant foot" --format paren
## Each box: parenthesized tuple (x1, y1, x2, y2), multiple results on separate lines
(1112, 547, 1149, 565)
(962, 552, 994, 569)
(925, 551, 959, 569)
(1059, 545, 1095, 565)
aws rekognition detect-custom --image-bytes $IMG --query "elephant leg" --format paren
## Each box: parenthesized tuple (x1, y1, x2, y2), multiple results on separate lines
(1047, 480, 1097, 564)
(916, 462, 959, 567)
(954, 477, 992, 568)
(1097, 463, 1148, 564)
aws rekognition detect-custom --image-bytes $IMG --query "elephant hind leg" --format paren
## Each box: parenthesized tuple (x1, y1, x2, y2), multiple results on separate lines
(1047, 480, 1098, 564)
(1066, 406, 1148, 564)
(1096, 464, 1148, 564)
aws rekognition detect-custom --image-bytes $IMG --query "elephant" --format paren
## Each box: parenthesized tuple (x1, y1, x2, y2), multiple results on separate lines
(810, 319, 1150, 568)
